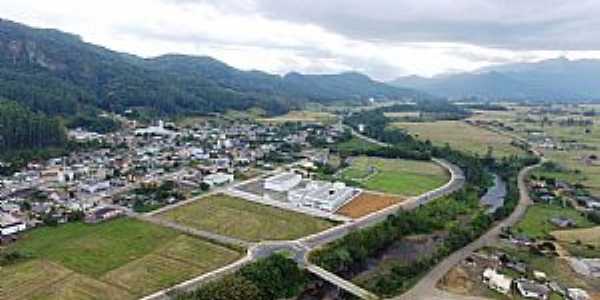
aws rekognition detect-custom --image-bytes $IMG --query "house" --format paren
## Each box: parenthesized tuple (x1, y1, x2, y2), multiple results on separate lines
(482, 268, 512, 294)
(84, 207, 122, 224)
(203, 173, 234, 186)
(264, 172, 302, 192)
(80, 180, 110, 194)
(550, 217, 576, 228)
(567, 288, 590, 300)
(568, 258, 600, 278)
(510, 235, 533, 247)
(0, 213, 26, 236)
(515, 279, 551, 300)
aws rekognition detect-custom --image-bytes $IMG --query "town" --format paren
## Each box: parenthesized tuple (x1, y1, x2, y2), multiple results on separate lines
(0, 115, 349, 241)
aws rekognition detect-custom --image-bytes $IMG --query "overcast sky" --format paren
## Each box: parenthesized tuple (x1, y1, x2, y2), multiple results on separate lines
(3, 0, 600, 80)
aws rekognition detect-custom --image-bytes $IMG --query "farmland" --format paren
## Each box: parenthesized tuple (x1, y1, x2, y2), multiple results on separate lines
(159, 193, 334, 242)
(340, 156, 449, 196)
(515, 203, 595, 239)
(392, 121, 524, 157)
(337, 192, 404, 218)
(257, 110, 337, 124)
(1, 218, 241, 299)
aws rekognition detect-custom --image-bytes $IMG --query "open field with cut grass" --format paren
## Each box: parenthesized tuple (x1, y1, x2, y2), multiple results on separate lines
(337, 192, 404, 218)
(258, 110, 337, 124)
(392, 121, 524, 157)
(159, 193, 334, 241)
(2, 218, 241, 299)
(340, 156, 449, 196)
(515, 203, 595, 239)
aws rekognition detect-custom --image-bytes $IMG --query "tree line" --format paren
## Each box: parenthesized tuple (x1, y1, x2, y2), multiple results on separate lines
(0, 99, 66, 153)
(173, 254, 307, 300)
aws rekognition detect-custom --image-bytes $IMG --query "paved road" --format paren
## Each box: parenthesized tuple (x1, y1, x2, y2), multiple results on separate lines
(395, 159, 543, 300)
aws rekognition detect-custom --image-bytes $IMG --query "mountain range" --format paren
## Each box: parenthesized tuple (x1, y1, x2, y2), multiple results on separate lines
(390, 57, 600, 101)
(0, 19, 427, 117)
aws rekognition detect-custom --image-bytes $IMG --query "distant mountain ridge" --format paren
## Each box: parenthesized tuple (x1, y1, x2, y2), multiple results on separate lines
(0, 19, 428, 117)
(390, 57, 600, 101)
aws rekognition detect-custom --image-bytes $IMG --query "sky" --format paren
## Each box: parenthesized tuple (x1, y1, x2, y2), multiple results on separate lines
(3, 0, 600, 80)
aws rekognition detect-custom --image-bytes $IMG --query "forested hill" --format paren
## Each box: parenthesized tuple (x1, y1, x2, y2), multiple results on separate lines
(0, 19, 429, 117)
(0, 100, 66, 153)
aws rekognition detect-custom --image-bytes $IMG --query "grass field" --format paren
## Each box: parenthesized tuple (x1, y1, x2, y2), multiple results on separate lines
(337, 192, 404, 218)
(340, 156, 449, 196)
(159, 194, 334, 241)
(515, 203, 595, 239)
(258, 110, 337, 124)
(335, 137, 381, 153)
(2, 218, 241, 299)
(392, 121, 524, 157)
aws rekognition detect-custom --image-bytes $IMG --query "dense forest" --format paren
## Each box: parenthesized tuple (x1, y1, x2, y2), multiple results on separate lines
(0, 19, 431, 118)
(0, 99, 66, 153)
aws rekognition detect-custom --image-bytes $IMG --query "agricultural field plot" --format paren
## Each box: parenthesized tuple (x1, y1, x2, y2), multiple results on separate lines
(515, 203, 595, 239)
(340, 156, 449, 196)
(2, 218, 241, 300)
(258, 110, 337, 124)
(392, 121, 524, 157)
(337, 192, 404, 218)
(552, 227, 600, 258)
(159, 193, 334, 242)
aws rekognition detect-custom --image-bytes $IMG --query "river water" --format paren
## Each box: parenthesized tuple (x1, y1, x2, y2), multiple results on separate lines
(480, 174, 507, 214)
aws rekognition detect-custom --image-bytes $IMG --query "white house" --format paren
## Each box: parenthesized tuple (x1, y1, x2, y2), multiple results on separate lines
(482, 268, 512, 294)
(567, 288, 590, 300)
(0, 213, 26, 236)
(203, 173, 234, 186)
(515, 279, 550, 300)
(264, 172, 302, 192)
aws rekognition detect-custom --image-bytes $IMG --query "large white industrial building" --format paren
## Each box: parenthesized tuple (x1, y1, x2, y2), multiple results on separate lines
(264, 172, 302, 192)
(288, 181, 361, 212)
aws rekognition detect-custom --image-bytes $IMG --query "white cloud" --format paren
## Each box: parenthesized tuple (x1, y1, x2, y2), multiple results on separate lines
(2, 0, 600, 80)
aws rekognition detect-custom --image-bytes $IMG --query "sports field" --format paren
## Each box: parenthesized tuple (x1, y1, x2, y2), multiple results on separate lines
(159, 194, 334, 242)
(1, 218, 241, 299)
(340, 156, 449, 196)
(392, 121, 524, 157)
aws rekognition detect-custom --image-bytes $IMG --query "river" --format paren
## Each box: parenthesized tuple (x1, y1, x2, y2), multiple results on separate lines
(480, 174, 507, 214)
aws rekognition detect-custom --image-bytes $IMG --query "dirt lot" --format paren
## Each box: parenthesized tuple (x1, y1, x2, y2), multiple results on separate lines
(336, 192, 404, 218)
